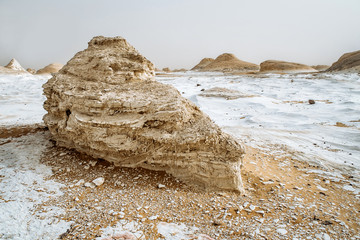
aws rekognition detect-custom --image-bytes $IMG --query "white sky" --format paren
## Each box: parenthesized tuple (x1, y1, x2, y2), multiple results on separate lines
(0, 0, 359, 70)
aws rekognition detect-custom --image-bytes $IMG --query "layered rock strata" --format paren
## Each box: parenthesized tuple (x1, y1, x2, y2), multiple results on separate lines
(43, 36, 244, 192)
(327, 50, 360, 72)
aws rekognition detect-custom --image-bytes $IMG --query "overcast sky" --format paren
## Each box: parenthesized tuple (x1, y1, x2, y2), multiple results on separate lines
(0, 0, 359, 70)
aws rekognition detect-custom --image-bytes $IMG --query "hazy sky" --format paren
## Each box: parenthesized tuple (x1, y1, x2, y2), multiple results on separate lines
(1, 0, 360, 70)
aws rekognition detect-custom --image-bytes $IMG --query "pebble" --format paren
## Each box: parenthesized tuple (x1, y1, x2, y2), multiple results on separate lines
(89, 160, 97, 167)
(148, 215, 158, 220)
(75, 179, 85, 186)
(158, 184, 166, 189)
(276, 229, 288, 235)
(92, 177, 105, 186)
(84, 182, 95, 188)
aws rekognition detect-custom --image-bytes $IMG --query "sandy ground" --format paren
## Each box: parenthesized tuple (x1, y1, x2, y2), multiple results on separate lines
(1, 124, 359, 239)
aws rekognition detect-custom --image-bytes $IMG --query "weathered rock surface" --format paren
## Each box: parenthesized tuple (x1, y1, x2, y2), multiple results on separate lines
(191, 58, 215, 71)
(327, 50, 360, 72)
(5, 58, 26, 72)
(43, 36, 244, 192)
(260, 60, 316, 73)
(201, 53, 259, 72)
(36, 63, 64, 74)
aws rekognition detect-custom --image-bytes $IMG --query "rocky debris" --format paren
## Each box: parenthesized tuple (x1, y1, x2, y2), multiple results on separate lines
(191, 58, 215, 71)
(5, 58, 26, 72)
(27, 68, 36, 74)
(43, 36, 245, 192)
(2, 127, 359, 239)
(200, 53, 259, 72)
(308, 99, 315, 104)
(311, 65, 329, 71)
(162, 67, 171, 72)
(260, 60, 317, 73)
(327, 50, 360, 73)
(199, 87, 256, 100)
(93, 177, 105, 186)
(36, 63, 64, 74)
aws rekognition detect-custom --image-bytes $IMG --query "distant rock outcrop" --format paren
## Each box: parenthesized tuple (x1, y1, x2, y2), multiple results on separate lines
(36, 63, 63, 74)
(327, 50, 360, 72)
(43, 36, 245, 192)
(27, 68, 36, 74)
(201, 53, 259, 72)
(173, 68, 187, 72)
(191, 58, 214, 71)
(5, 58, 26, 72)
(311, 65, 329, 71)
(260, 60, 316, 73)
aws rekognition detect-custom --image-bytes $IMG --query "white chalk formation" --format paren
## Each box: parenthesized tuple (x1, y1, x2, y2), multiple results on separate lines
(43, 36, 244, 192)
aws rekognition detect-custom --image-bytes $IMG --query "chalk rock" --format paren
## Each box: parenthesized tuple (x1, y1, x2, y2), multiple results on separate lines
(5, 58, 26, 72)
(327, 50, 360, 73)
(43, 36, 244, 192)
(37, 63, 64, 74)
(191, 58, 215, 71)
(260, 60, 316, 73)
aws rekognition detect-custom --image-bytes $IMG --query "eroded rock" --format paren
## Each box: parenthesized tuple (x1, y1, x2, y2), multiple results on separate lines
(43, 36, 244, 192)
(327, 50, 360, 73)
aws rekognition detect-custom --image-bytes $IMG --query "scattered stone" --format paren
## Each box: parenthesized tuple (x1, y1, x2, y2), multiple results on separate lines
(157, 184, 166, 189)
(75, 179, 85, 186)
(309, 99, 316, 104)
(84, 182, 95, 188)
(148, 215, 158, 220)
(276, 228, 288, 235)
(93, 177, 105, 186)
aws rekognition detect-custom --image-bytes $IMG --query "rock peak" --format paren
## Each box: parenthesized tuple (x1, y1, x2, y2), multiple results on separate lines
(5, 58, 26, 72)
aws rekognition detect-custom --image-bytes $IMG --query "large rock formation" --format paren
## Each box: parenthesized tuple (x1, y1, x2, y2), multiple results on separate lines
(327, 50, 360, 72)
(201, 53, 259, 72)
(43, 36, 244, 192)
(37, 63, 64, 74)
(260, 60, 316, 73)
(5, 58, 26, 72)
(191, 58, 214, 71)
